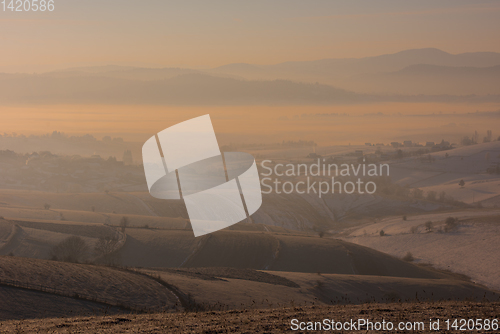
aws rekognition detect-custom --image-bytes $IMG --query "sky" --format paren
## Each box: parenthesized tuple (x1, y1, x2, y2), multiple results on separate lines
(1, 0, 500, 72)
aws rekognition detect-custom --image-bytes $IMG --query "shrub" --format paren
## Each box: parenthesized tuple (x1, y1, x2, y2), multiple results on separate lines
(120, 216, 129, 232)
(318, 231, 325, 238)
(379, 230, 385, 236)
(425, 221, 433, 232)
(410, 226, 418, 234)
(91, 206, 96, 212)
(384, 292, 401, 302)
(426, 191, 437, 201)
(411, 188, 424, 199)
(444, 217, 458, 232)
(439, 191, 446, 202)
(402, 215, 407, 221)
(44, 203, 51, 210)
(402, 252, 414, 262)
(51, 236, 89, 263)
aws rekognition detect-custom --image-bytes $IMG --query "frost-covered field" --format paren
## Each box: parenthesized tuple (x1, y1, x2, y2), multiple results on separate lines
(390, 141, 500, 205)
(343, 210, 500, 290)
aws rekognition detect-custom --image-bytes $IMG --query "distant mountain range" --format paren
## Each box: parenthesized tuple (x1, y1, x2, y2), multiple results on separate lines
(210, 48, 500, 95)
(1, 48, 499, 104)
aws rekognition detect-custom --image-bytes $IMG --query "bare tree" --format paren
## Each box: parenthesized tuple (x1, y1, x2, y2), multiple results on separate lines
(51, 236, 89, 263)
(403, 252, 414, 262)
(120, 216, 129, 232)
(95, 236, 120, 265)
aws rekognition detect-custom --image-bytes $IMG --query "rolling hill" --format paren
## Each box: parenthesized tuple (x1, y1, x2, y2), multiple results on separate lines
(345, 64, 500, 95)
(389, 140, 500, 205)
(1, 49, 500, 104)
(211, 48, 500, 95)
(0, 256, 179, 312)
(342, 209, 500, 291)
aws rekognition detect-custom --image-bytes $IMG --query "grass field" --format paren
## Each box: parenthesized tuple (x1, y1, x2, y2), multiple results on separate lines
(139, 267, 498, 311)
(0, 256, 179, 312)
(1, 301, 498, 333)
(0, 286, 126, 321)
(343, 210, 500, 291)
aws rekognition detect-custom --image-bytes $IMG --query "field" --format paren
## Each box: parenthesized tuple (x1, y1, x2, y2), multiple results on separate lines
(390, 140, 500, 205)
(139, 268, 497, 311)
(1, 301, 498, 333)
(0, 141, 499, 330)
(342, 210, 500, 291)
(0, 256, 179, 313)
(0, 286, 126, 321)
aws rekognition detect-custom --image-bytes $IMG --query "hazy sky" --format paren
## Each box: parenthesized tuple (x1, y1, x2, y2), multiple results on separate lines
(1, 0, 499, 72)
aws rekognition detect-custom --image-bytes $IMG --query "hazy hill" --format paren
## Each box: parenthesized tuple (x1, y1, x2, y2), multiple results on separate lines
(47, 66, 200, 81)
(213, 48, 500, 81)
(1, 49, 499, 104)
(344, 64, 500, 95)
(0, 72, 368, 105)
(211, 48, 500, 95)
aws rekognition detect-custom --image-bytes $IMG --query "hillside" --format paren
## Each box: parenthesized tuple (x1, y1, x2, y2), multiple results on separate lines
(0, 73, 369, 105)
(1, 253, 495, 322)
(389, 141, 500, 205)
(0, 256, 179, 312)
(342, 210, 500, 291)
(140, 268, 497, 311)
(0, 286, 127, 321)
(119, 228, 455, 281)
(344, 64, 500, 95)
(0, 188, 462, 234)
(211, 48, 500, 95)
(0, 212, 459, 280)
